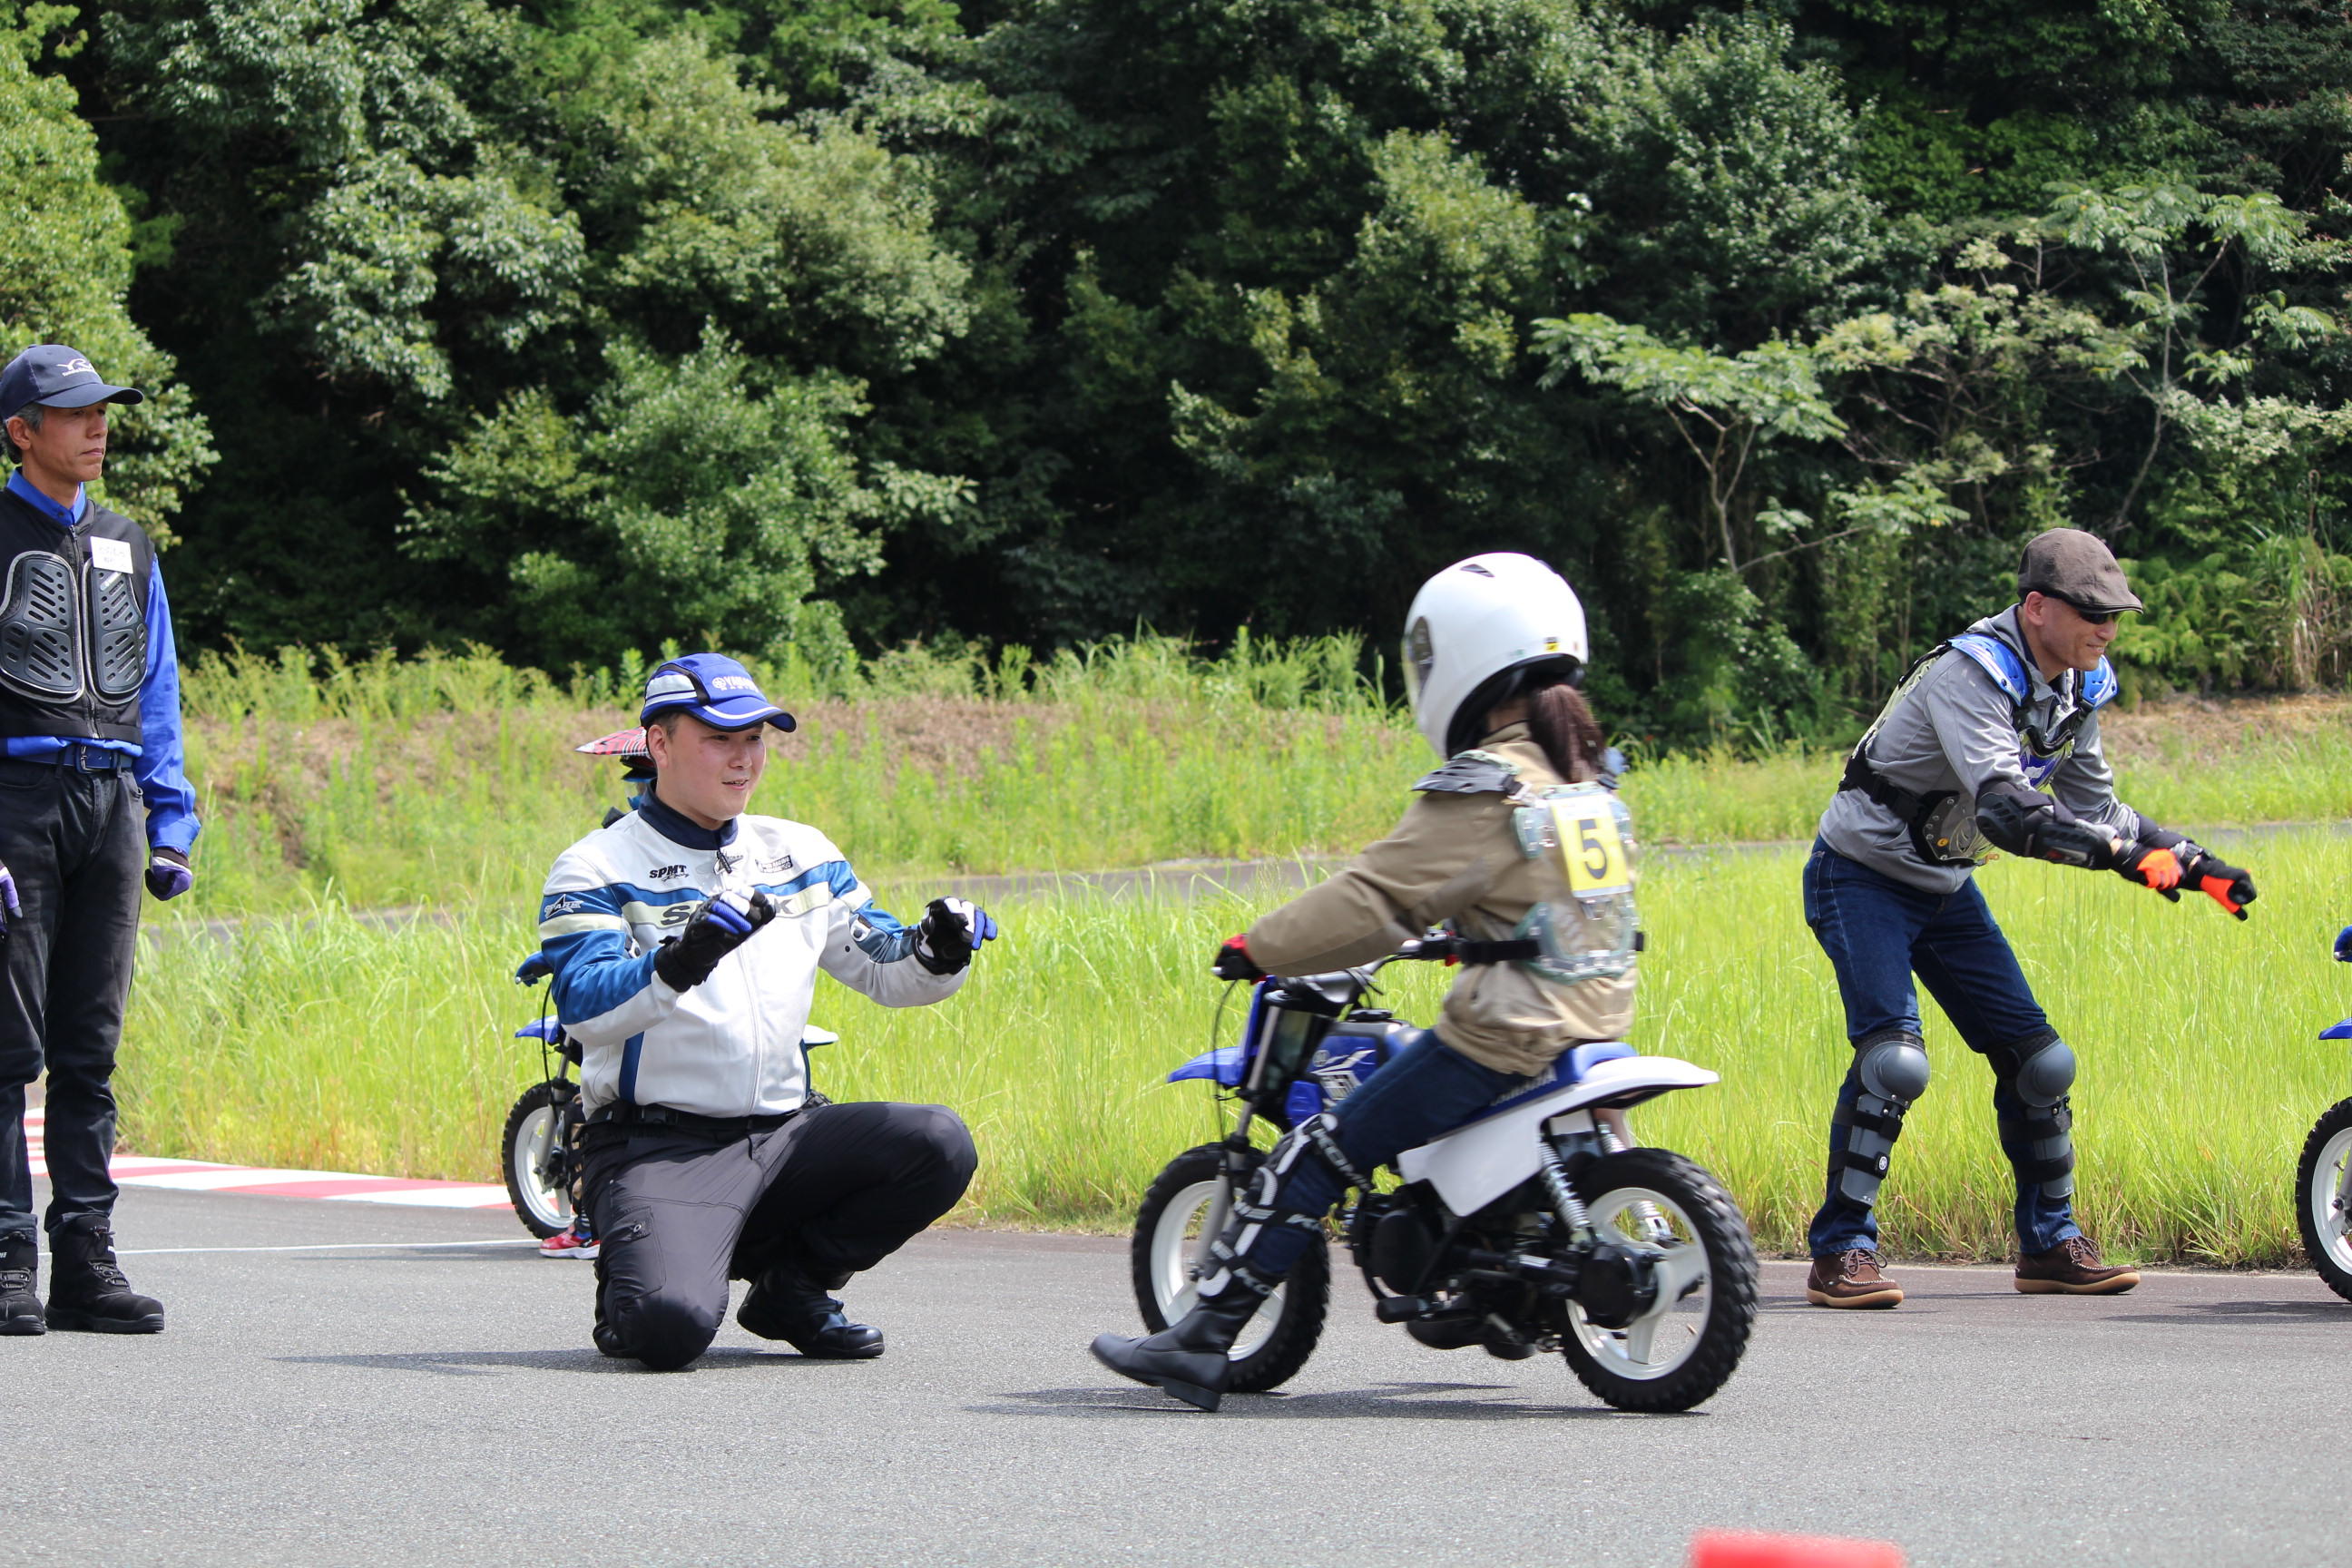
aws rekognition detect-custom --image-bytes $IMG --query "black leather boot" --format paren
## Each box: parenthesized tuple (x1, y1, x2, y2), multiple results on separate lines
(0, 1236, 42, 1336)
(1089, 1288, 1263, 1412)
(45, 1221, 163, 1333)
(736, 1261, 884, 1358)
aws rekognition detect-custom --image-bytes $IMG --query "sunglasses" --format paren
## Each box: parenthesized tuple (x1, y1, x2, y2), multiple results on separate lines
(2041, 593, 2121, 626)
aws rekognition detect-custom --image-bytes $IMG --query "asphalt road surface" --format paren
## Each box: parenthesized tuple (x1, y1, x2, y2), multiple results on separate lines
(4, 1184, 2345, 1568)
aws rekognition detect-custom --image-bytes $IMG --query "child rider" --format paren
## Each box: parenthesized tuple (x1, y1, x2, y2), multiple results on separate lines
(1089, 553, 1638, 1411)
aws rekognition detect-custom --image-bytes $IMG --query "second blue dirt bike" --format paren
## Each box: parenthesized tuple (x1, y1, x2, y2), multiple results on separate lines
(2293, 926, 2352, 1299)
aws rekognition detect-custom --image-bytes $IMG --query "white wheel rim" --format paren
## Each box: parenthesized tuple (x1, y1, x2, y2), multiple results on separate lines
(1146, 1177, 1289, 1360)
(1565, 1184, 1713, 1382)
(2309, 1127, 2352, 1272)
(510, 1103, 573, 1230)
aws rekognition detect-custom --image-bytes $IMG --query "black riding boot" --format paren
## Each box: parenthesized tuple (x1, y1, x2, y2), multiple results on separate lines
(45, 1220, 163, 1333)
(1090, 1287, 1263, 1412)
(736, 1260, 885, 1358)
(0, 1236, 41, 1336)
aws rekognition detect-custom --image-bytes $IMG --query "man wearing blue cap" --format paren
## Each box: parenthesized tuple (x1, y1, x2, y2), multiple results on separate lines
(538, 652, 996, 1370)
(0, 345, 196, 1338)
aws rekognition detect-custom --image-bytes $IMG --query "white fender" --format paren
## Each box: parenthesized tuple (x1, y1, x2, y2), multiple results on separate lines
(1397, 1054, 1720, 1218)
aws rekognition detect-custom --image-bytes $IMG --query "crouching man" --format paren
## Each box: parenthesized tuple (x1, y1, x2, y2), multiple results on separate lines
(539, 654, 992, 1370)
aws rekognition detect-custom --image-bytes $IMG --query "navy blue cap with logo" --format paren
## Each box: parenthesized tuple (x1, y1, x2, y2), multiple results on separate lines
(638, 652, 798, 732)
(0, 345, 145, 422)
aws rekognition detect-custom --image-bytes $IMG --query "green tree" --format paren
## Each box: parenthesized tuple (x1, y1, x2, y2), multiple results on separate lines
(0, 29, 211, 535)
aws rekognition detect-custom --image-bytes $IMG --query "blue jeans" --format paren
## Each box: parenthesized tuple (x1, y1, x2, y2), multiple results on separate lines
(1224, 1031, 1519, 1283)
(1802, 840, 2079, 1257)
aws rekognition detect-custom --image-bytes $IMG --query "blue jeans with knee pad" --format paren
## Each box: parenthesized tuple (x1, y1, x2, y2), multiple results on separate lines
(1206, 1032, 1518, 1293)
(1802, 840, 2081, 1257)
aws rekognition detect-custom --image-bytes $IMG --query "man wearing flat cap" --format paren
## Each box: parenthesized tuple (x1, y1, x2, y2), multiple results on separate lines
(1798, 527, 2257, 1309)
(539, 652, 996, 1370)
(0, 345, 198, 1338)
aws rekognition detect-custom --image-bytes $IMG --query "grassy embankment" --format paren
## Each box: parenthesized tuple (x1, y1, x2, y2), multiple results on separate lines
(119, 642, 2352, 1263)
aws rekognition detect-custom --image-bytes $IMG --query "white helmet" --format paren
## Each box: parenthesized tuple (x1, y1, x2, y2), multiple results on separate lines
(1401, 553, 1589, 760)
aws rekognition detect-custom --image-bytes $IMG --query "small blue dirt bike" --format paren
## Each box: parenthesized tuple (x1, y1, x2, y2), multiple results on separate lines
(2292, 926, 2352, 1299)
(500, 954, 840, 1237)
(1129, 938, 1759, 1412)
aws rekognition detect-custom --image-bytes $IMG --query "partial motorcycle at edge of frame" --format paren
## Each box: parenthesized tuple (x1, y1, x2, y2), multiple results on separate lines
(2293, 924, 2352, 1301)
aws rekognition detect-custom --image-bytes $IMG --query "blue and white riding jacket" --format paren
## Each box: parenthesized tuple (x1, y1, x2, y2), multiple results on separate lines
(538, 792, 961, 1118)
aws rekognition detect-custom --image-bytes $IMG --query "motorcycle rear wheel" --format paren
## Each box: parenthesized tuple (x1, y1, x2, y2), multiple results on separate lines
(2294, 1097, 2352, 1303)
(501, 1081, 576, 1239)
(1132, 1143, 1328, 1395)
(1557, 1147, 1757, 1413)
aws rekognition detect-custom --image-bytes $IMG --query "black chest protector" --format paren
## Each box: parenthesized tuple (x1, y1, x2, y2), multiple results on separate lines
(0, 490, 152, 743)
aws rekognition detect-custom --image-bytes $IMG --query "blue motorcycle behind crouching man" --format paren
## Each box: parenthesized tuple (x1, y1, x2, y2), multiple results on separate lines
(500, 950, 838, 1239)
(1130, 939, 1759, 1412)
(2292, 925, 2352, 1300)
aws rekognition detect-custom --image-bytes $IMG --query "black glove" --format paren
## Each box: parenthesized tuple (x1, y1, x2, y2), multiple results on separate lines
(653, 890, 775, 990)
(145, 845, 193, 901)
(916, 897, 998, 975)
(1210, 934, 1264, 982)
(2178, 848, 2257, 920)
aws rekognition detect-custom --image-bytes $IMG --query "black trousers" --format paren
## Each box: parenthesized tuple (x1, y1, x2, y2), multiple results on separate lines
(582, 1100, 977, 1369)
(0, 760, 144, 1246)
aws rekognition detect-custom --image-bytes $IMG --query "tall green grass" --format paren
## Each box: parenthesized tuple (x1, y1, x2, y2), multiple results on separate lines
(118, 830, 2352, 1265)
(171, 640, 2352, 916)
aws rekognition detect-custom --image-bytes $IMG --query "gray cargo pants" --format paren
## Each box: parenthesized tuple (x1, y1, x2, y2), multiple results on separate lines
(581, 1099, 975, 1369)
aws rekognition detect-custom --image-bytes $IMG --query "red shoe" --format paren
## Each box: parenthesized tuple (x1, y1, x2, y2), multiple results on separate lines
(538, 1227, 599, 1259)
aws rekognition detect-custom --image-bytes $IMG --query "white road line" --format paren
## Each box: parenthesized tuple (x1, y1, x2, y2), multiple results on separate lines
(113, 1239, 542, 1256)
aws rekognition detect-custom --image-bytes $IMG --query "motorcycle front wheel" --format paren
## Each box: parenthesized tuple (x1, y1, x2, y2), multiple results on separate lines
(2294, 1097, 2352, 1303)
(501, 1080, 576, 1239)
(1558, 1147, 1758, 1413)
(1132, 1143, 1328, 1395)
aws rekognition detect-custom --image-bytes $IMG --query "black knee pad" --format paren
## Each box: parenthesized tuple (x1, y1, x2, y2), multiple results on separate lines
(1990, 1030, 2076, 1199)
(1831, 1029, 1928, 1212)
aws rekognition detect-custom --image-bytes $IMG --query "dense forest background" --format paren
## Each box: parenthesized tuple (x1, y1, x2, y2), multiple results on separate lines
(7, 0, 2352, 744)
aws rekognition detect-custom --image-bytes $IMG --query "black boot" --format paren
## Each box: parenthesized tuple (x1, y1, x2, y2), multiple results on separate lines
(1090, 1288, 1263, 1412)
(44, 1221, 163, 1334)
(0, 1236, 42, 1336)
(736, 1261, 884, 1358)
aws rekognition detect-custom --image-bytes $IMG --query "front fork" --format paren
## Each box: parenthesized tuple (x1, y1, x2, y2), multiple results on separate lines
(1191, 1108, 1258, 1278)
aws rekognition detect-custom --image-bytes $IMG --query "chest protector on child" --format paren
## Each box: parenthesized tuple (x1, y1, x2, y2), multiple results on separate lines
(1508, 780, 1641, 986)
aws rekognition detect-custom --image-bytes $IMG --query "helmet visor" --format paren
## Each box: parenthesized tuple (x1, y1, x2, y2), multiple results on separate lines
(1403, 616, 1436, 709)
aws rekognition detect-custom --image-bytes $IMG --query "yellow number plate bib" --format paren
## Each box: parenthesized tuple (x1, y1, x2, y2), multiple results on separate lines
(1549, 798, 1632, 896)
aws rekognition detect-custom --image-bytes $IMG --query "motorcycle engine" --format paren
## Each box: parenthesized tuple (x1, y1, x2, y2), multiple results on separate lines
(1573, 1240, 1659, 1329)
(1368, 1206, 1443, 1295)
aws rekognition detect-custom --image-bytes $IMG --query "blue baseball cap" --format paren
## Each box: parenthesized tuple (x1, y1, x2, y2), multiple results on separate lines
(0, 345, 144, 422)
(638, 653, 798, 732)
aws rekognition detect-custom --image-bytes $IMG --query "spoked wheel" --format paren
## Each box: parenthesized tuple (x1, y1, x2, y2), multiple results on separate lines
(1558, 1147, 1757, 1413)
(1132, 1143, 1328, 1395)
(501, 1081, 576, 1240)
(2295, 1098, 2352, 1303)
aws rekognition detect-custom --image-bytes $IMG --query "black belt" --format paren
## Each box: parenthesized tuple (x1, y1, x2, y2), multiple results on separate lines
(24, 743, 131, 772)
(589, 1102, 798, 1136)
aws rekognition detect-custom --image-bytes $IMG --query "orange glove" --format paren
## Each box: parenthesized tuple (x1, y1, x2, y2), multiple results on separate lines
(2180, 850, 2257, 920)
(2114, 843, 2183, 901)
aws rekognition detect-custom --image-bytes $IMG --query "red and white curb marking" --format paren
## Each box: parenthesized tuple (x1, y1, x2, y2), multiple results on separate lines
(25, 1110, 513, 1211)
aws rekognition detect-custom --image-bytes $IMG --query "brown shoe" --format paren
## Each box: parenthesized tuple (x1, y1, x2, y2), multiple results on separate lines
(1805, 1249, 1904, 1308)
(2014, 1235, 2140, 1295)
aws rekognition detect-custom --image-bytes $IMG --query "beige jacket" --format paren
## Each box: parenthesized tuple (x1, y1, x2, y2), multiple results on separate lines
(1244, 723, 1636, 1077)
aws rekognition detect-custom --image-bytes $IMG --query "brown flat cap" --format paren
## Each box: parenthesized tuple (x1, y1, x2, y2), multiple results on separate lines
(2018, 528, 2142, 613)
